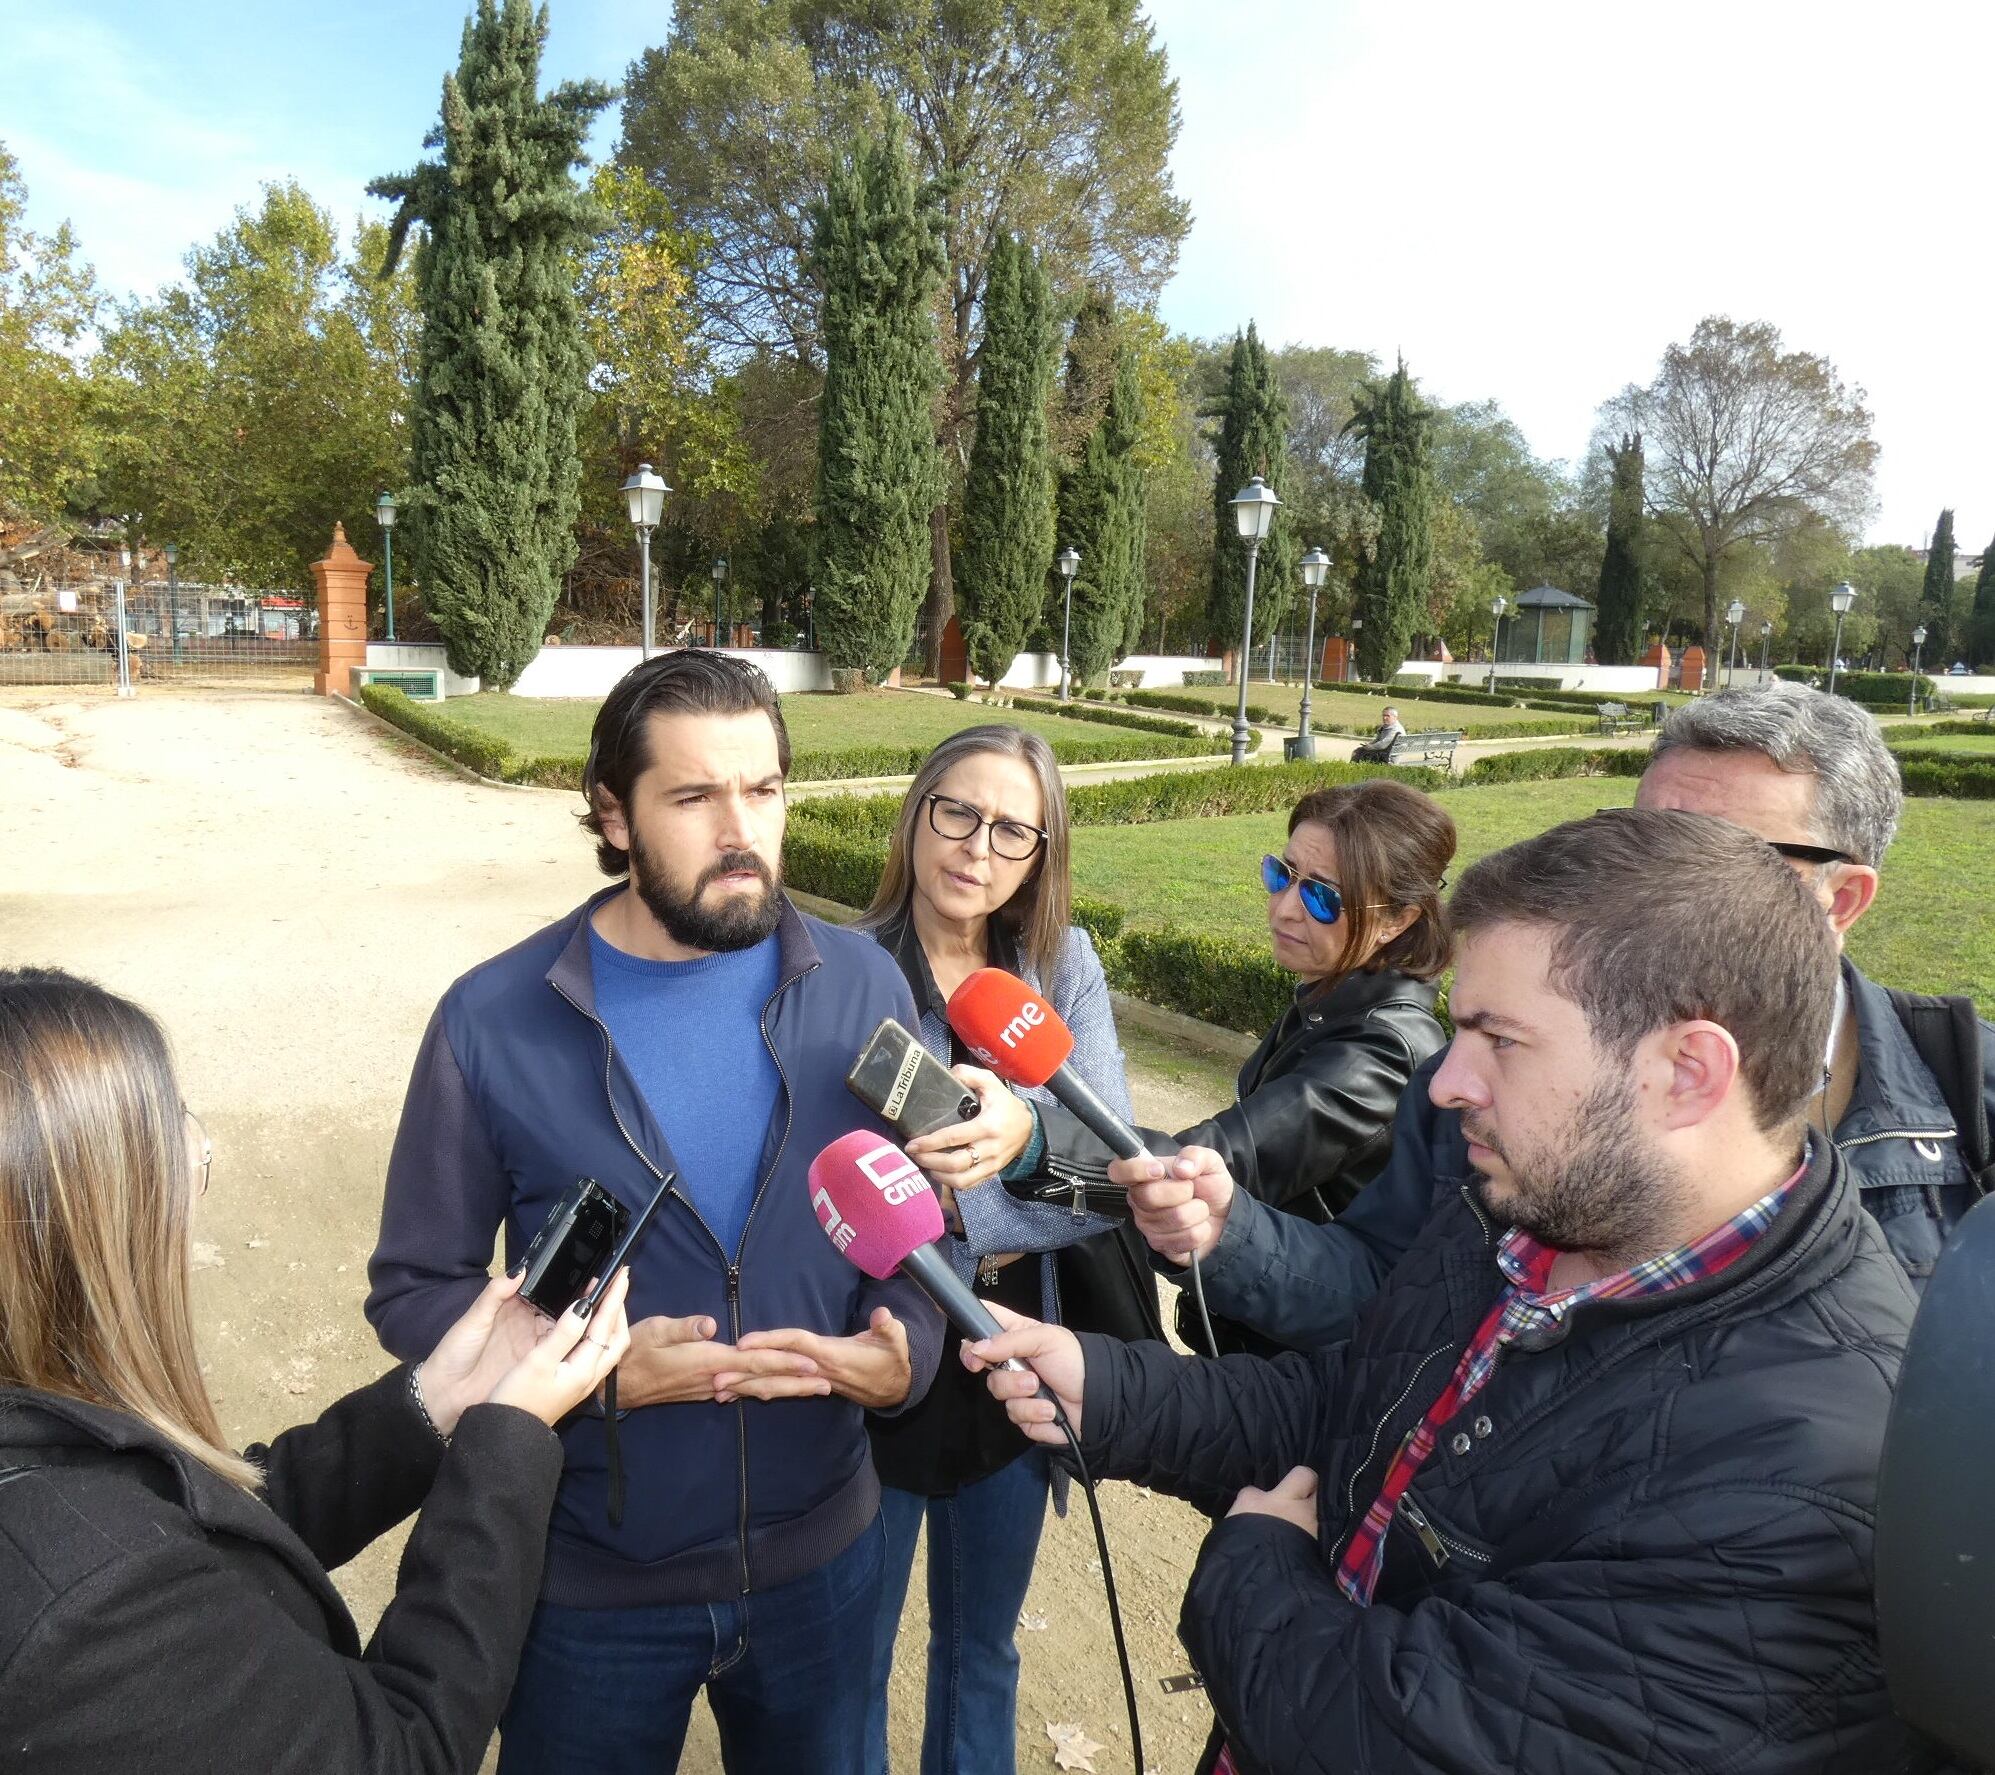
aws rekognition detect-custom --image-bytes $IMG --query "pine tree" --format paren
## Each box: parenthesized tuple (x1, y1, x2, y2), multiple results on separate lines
(1060, 339, 1147, 688)
(809, 124, 944, 682)
(1595, 432, 1648, 663)
(1204, 324, 1296, 665)
(371, 1, 610, 689)
(956, 234, 1055, 684)
(1918, 507, 1957, 665)
(1968, 538, 1995, 670)
(1346, 357, 1434, 683)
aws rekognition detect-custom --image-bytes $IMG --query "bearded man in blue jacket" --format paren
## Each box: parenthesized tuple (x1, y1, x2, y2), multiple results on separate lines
(366, 651, 942, 1775)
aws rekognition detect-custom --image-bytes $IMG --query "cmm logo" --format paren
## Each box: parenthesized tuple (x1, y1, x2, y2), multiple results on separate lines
(856, 1142, 930, 1208)
(811, 1187, 857, 1253)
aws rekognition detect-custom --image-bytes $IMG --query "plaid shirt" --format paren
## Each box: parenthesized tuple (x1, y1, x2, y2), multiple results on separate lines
(1331, 1165, 1803, 1608)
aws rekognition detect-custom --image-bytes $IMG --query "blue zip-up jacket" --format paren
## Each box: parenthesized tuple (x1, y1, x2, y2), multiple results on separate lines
(365, 889, 944, 1608)
(1195, 957, 1994, 1350)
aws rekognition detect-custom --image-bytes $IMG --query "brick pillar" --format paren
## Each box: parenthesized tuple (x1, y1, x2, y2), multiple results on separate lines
(1640, 641, 1671, 692)
(1678, 644, 1708, 693)
(1323, 636, 1352, 683)
(312, 522, 373, 696)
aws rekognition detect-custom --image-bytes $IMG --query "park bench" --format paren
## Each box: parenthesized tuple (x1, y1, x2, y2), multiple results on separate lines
(1597, 701, 1648, 735)
(1355, 729, 1461, 771)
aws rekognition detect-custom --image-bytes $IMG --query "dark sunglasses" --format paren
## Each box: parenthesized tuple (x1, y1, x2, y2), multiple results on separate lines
(1767, 839, 1858, 867)
(1261, 853, 1351, 926)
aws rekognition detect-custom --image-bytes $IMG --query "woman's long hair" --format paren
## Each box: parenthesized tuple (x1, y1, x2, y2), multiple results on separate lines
(857, 725, 1073, 991)
(0, 968, 257, 1489)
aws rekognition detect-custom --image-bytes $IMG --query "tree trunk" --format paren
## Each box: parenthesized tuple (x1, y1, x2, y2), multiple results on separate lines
(924, 499, 954, 679)
(1700, 550, 1721, 689)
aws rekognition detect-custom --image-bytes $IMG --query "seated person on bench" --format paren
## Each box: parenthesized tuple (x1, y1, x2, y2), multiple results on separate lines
(1351, 706, 1405, 761)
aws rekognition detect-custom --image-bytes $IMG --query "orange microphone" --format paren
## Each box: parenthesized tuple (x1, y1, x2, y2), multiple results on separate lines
(946, 969, 1145, 1161)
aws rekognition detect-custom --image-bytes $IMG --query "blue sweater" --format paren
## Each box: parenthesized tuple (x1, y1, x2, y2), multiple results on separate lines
(587, 925, 781, 1257)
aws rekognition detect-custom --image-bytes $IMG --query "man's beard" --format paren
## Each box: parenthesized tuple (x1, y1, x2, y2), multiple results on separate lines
(628, 833, 783, 954)
(1465, 1073, 1685, 1258)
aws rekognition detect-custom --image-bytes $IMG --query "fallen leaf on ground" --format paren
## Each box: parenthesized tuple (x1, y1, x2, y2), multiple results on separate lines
(1047, 1722, 1104, 1771)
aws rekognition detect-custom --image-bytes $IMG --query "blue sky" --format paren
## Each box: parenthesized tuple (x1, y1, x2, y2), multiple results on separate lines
(5, 0, 1988, 563)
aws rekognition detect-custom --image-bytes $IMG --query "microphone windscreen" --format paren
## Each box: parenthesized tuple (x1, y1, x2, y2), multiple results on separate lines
(807, 1130, 946, 1280)
(945, 968, 1074, 1088)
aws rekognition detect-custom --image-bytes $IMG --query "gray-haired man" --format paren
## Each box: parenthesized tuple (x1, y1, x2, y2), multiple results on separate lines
(1132, 679, 1995, 1349)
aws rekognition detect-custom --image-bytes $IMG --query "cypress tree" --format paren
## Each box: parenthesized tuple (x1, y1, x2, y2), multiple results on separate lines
(1060, 339, 1147, 688)
(1346, 357, 1434, 683)
(1918, 507, 1957, 664)
(371, 0, 609, 689)
(1968, 537, 1995, 670)
(956, 234, 1055, 684)
(1204, 324, 1296, 664)
(1595, 431, 1648, 663)
(809, 124, 944, 682)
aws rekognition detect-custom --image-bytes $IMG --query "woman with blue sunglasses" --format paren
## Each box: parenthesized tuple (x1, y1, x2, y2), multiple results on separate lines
(1013, 776, 1457, 1356)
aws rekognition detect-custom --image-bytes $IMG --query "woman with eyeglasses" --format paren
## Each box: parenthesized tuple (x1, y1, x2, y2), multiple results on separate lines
(1017, 776, 1456, 1358)
(850, 724, 1143, 1775)
(0, 967, 633, 1773)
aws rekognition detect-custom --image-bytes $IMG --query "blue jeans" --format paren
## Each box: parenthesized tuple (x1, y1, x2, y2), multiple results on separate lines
(498, 1511, 886, 1775)
(865, 1454, 1051, 1775)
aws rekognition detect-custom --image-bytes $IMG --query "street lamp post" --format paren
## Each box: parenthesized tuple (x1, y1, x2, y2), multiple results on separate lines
(1486, 595, 1508, 694)
(165, 542, 181, 665)
(1910, 623, 1927, 716)
(1056, 547, 1080, 701)
(1295, 547, 1330, 754)
(1725, 598, 1746, 689)
(620, 464, 669, 658)
(1758, 619, 1772, 682)
(1827, 581, 1857, 697)
(712, 557, 730, 647)
(114, 546, 134, 698)
(374, 491, 398, 642)
(1348, 614, 1361, 683)
(1227, 477, 1281, 764)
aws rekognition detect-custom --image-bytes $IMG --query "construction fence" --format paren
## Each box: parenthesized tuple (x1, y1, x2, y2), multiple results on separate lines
(0, 576, 320, 690)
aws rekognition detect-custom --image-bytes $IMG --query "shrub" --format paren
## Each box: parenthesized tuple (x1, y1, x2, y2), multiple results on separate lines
(782, 826, 887, 906)
(1180, 669, 1225, 687)
(1125, 687, 1286, 724)
(946, 680, 972, 700)
(1071, 895, 1126, 946)
(1893, 758, 1995, 799)
(1774, 665, 1937, 704)
(998, 693, 1222, 743)
(358, 684, 578, 785)
(1103, 928, 1291, 1035)
(1462, 745, 1653, 785)
(1067, 757, 1449, 826)
(1903, 719, 1995, 738)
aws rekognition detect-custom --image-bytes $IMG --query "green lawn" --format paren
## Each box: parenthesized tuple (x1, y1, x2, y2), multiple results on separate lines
(437, 689, 1202, 761)
(1071, 778, 1995, 1014)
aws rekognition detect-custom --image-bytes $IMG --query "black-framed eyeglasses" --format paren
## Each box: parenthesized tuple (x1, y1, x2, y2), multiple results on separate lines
(1767, 839, 1859, 867)
(924, 793, 1047, 862)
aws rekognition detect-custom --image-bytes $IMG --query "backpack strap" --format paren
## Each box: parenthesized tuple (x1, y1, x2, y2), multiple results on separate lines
(1885, 987, 1994, 1194)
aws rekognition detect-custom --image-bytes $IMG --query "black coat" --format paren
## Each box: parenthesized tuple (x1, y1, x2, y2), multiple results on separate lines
(0, 1366, 563, 1774)
(1074, 1139, 1938, 1774)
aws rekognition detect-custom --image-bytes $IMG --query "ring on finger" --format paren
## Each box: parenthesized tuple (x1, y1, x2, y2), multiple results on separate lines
(967, 1143, 981, 1168)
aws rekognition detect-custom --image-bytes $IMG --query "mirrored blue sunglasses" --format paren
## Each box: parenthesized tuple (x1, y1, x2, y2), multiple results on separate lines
(1260, 853, 1345, 926)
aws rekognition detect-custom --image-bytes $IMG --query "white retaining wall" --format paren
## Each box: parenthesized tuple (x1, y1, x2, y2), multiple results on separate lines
(364, 642, 481, 698)
(1426, 661, 1664, 694)
(510, 645, 832, 698)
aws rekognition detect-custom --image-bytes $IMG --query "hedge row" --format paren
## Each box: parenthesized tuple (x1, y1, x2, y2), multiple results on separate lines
(1894, 758, 1995, 799)
(1905, 719, 1995, 738)
(974, 691, 1227, 744)
(1775, 665, 1938, 703)
(1124, 686, 1289, 725)
(1103, 927, 1292, 1034)
(1462, 746, 1653, 785)
(358, 684, 580, 786)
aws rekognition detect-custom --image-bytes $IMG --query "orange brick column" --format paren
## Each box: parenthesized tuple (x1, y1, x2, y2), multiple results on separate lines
(313, 522, 373, 696)
(1640, 641, 1671, 692)
(1678, 644, 1708, 693)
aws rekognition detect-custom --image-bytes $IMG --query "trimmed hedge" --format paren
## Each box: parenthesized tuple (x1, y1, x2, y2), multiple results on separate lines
(1067, 758, 1450, 825)
(1902, 719, 1995, 738)
(1124, 686, 1288, 725)
(1893, 758, 1995, 799)
(358, 684, 579, 785)
(1775, 665, 1938, 704)
(1462, 745, 1653, 785)
(1180, 670, 1225, 687)
(994, 692, 1225, 743)
(1105, 928, 1291, 1035)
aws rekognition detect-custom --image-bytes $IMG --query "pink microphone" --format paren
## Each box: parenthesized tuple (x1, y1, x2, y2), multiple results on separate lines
(808, 1130, 1031, 1372)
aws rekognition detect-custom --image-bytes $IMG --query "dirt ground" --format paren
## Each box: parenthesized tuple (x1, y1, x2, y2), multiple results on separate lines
(0, 688, 1239, 1775)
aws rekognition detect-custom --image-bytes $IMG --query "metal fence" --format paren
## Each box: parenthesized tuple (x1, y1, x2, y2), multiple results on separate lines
(0, 577, 319, 690)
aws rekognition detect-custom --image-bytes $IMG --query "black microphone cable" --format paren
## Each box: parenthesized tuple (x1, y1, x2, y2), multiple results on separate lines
(1048, 1398, 1145, 1775)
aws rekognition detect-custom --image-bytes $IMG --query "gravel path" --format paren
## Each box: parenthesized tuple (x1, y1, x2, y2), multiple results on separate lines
(0, 687, 1233, 1775)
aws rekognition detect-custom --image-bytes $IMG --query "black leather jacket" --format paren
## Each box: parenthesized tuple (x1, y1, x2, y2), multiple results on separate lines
(1023, 967, 1445, 1354)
